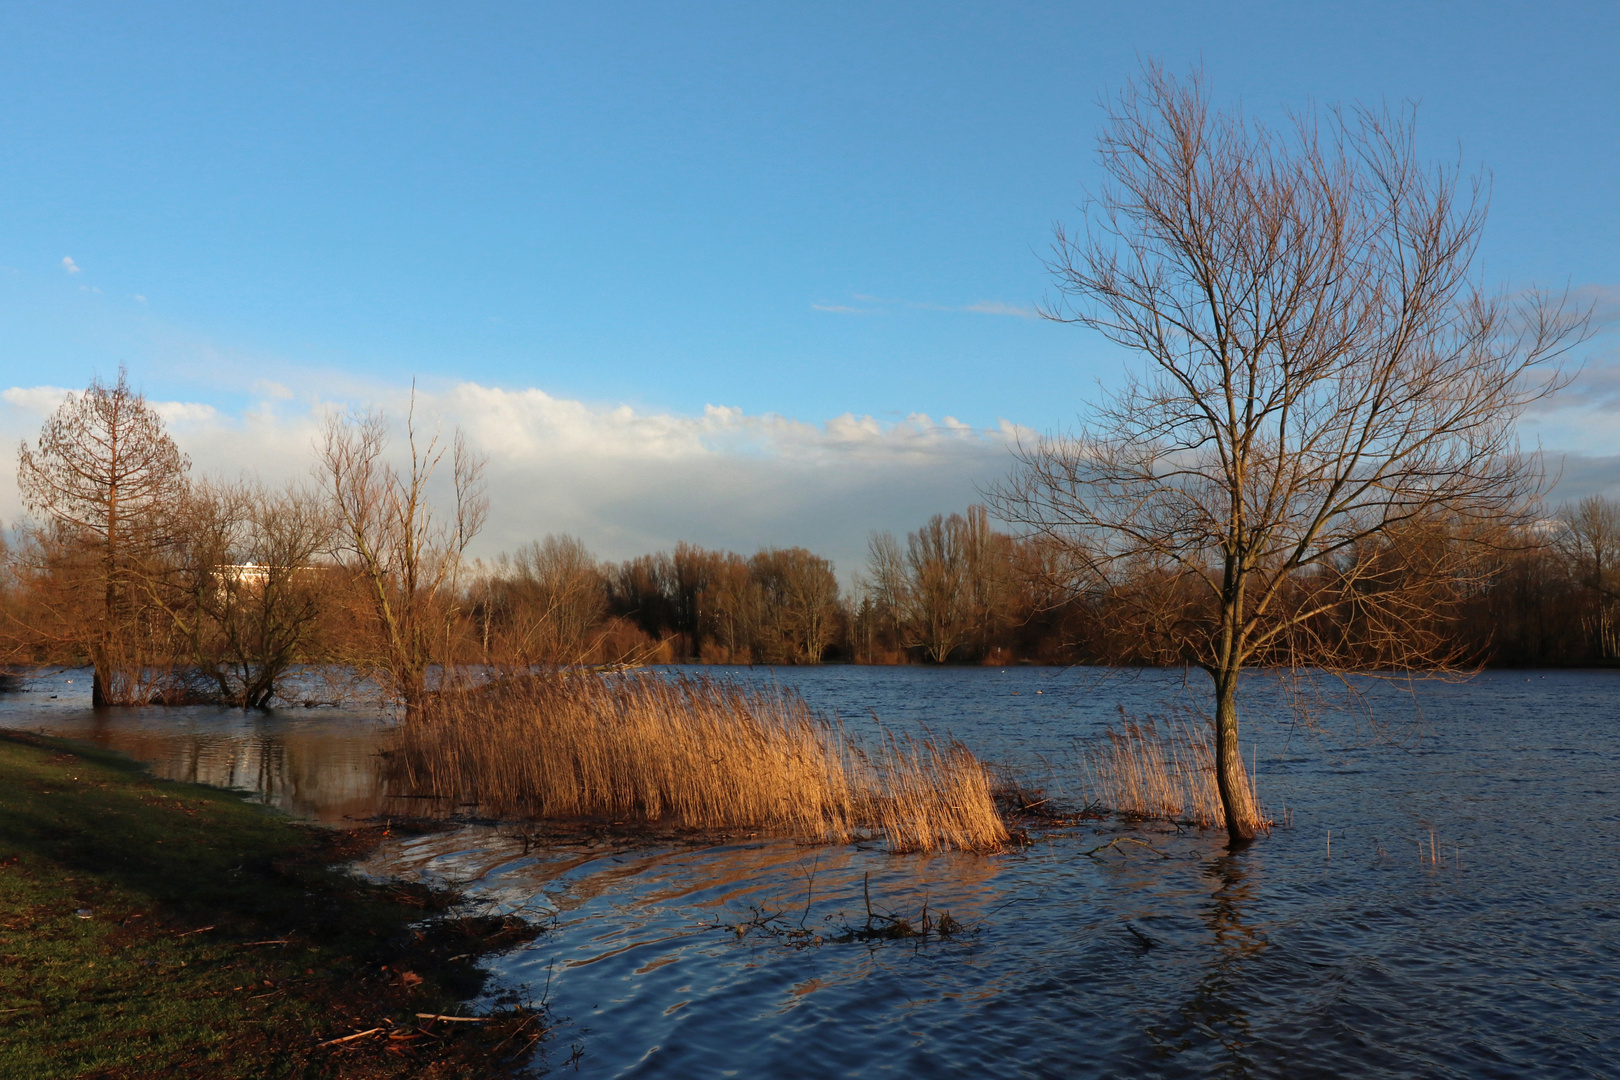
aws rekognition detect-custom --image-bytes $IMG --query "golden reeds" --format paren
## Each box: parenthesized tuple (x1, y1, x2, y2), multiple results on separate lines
(867, 730, 1009, 854)
(1079, 717, 1269, 834)
(387, 672, 1007, 853)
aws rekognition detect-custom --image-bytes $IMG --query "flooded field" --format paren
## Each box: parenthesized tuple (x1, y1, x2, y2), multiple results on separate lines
(6, 666, 1618, 1078)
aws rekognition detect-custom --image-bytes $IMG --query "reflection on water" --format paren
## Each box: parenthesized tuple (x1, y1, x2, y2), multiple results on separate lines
(5, 664, 1620, 1077)
(1147, 855, 1265, 1075)
(0, 667, 397, 822)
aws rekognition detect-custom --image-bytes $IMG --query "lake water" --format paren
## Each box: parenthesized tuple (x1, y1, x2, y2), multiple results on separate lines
(4, 665, 1618, 1078)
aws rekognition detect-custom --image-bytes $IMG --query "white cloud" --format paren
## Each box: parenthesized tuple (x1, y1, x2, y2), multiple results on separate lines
(432, 384, 1020, 572)
(253, 380, 294, 400)
(3, 385, 75, 415)
(1570, 283, 1620, 330)
(0, 379, 1022, 579)
(12, 361, 1605, 585)
(151, 400, 221, 425)
(61, 256, 80, 274)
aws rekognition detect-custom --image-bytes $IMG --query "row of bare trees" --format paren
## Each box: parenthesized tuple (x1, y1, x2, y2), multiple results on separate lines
(2, 370, 489, 708)
(2, 375, 1614, 711)
(473, 541, 842, 666)
(470, 499, 1620, 671)
(4, 372, 1614, 709)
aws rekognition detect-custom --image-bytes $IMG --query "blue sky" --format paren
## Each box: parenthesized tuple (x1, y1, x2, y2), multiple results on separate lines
(1, 2, 1616, 572)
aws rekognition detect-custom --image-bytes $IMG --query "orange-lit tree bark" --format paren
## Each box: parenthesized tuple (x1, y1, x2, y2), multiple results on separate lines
(993, 64, 1586, 844)
(15, 369, 191, 705)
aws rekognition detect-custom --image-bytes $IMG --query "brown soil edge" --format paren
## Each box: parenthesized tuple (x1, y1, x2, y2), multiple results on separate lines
(0, 730, 549, 1079)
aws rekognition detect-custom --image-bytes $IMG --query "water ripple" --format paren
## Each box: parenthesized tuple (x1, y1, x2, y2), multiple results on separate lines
(8, 665, 1620, 1077)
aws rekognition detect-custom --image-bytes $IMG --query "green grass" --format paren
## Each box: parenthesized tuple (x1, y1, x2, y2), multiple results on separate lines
(0, 731, 542, 1079)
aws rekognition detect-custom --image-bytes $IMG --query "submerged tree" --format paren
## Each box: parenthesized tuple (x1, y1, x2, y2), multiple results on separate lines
(16, 368, 191, 705)
(165, 479, 334, 707)
(993, 65, 1586, 843)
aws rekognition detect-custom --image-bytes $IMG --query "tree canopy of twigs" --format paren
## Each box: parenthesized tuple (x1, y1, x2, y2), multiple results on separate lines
(15, 367, 191, 705)
(991, 64, 1588, 843)
(318, 395, 488, 709)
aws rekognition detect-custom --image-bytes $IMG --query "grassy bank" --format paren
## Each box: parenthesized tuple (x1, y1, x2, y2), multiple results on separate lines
(0, 731, 542, 1079)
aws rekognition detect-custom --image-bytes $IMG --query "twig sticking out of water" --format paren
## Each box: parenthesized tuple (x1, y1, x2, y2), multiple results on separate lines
(708, 873, 972, 947)
(1082, 836, 1170, 860)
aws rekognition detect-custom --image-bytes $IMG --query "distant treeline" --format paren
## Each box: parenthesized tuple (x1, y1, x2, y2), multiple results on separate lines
(2, 372, 1617, 709)
(476, 500, 1620, 669)
(7, 493, 1616, 677)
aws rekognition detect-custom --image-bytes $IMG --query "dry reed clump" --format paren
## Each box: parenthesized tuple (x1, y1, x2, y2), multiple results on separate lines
(387, 672, 1008, 854)
(867, 730, 1008, 854)
(1080, 718, 1269, 834)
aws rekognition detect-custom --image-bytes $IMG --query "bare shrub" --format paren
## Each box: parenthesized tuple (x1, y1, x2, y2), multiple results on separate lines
(318, 401, 487, 707)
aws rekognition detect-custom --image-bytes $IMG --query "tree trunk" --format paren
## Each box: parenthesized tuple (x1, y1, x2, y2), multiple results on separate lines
(1212, 670, 1257, 845)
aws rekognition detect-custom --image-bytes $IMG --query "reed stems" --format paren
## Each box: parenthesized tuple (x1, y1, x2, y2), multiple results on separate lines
(387, 672, 1007, 853)
(1079, 718, 1270, 834)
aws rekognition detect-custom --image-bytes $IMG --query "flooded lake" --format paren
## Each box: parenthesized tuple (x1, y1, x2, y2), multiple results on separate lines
(5, 665, 1618, 1078)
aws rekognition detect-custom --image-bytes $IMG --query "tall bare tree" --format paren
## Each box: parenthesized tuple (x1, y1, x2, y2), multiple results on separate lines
(483, 534, 607, 663)
(868, 506, 1019, 664)
(1556, 495, 1620, 659)
(698, 552, 762, 663)
(751, 547, 839, 663)
(318, 400, 487, 708)
(992, 65, 1586, 843)
(16, 369, 191, 705)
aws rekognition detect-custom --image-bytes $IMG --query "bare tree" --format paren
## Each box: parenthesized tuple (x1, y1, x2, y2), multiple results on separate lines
(869, 517, 972, 664)
(164, 479, 333, 707)
(484, 534, 607, 663)
(698, 552, 761, 663)
(992, 65, 1586, 843)
(868, 506, 1018, 663)
(318, 400, 488, 708)
(15, 368, 191, 705)
(751, 547, 839, 663)
(1556, 495, 1620, 659)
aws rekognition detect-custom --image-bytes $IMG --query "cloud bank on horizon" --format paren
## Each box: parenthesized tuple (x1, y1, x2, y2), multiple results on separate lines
(0, 379, 1027, 580)
(4, 360, 1619, 583)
